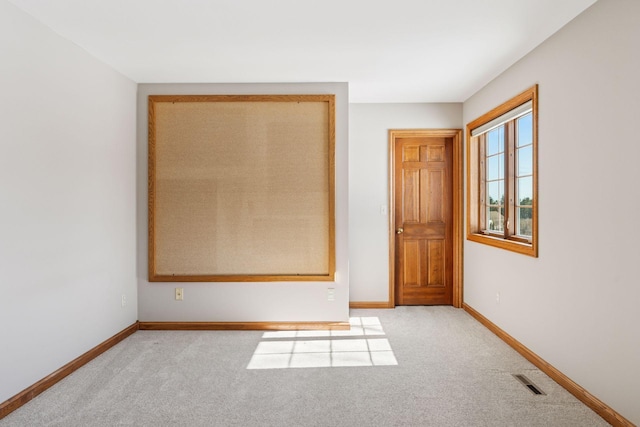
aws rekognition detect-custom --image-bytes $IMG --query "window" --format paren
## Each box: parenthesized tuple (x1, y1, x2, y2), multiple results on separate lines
(148, 95, 336, 281)
(466, 85, 538, 257)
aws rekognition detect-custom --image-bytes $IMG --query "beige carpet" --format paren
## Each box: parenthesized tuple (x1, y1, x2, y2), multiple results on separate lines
(0, 307, 609, 426)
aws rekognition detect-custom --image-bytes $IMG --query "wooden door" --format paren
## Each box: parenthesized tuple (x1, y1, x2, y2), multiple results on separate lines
(394, 135, 453, 305)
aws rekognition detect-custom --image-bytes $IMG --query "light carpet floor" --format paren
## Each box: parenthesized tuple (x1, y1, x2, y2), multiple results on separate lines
(0, 307, 609, 426)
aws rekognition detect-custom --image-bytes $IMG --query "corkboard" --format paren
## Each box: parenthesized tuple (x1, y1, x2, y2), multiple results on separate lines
(148, 95, 335, 282)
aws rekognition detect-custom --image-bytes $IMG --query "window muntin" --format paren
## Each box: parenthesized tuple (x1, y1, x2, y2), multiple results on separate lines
(484, 126, 505, 234)
(515, 113, 533, 238)
(466, 85, 538, 257)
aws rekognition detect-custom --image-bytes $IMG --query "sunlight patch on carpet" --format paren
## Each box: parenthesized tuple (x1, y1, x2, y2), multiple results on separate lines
(247, 317, 398, 369)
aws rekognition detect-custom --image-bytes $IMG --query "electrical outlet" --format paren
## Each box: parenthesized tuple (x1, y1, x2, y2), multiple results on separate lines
(496, 292, 500, 303)
(121, 294, 126, 307)
(175, 288, 184, 301)
(327, 288, 335, 301)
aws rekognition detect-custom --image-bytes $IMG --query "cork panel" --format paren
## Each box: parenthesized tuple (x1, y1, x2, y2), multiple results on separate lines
(151, 98, 332, 277)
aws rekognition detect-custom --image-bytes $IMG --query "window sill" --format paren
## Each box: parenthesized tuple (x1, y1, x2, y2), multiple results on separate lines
(467, 232, 537, 257)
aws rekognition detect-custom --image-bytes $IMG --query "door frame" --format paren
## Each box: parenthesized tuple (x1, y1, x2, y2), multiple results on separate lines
(388, 129, 464, 308)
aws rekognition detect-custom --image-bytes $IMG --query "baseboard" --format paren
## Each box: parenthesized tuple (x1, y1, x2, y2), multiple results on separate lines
(463, 304, 634, 427)
(0, 322, 139, 420)
(349, 301, 393, 309)
(138, 321, 350, 331)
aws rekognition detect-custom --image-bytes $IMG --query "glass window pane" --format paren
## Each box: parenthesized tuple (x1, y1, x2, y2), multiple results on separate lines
(487, 155, 504, 181)
(517, 176, 533, 205)
(517, 207, 533, 237)
(488, 206, 504, 231)
(487, 180, 504, 206)
(517, 113, 532, 147)
(517, 145, 533, 176)
(487, 126, 504, 155)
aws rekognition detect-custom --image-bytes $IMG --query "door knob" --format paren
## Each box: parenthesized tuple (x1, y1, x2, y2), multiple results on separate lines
(396, 227, 404, 234)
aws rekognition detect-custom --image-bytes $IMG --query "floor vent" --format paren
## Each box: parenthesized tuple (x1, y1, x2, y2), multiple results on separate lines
(513, 374, 546, 395)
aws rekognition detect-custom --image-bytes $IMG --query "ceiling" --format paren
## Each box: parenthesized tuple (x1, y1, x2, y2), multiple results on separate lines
(9, 0, 597, 103)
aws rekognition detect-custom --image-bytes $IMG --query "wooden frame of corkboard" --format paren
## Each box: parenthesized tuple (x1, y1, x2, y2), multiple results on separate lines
(148, 94, 335, 282)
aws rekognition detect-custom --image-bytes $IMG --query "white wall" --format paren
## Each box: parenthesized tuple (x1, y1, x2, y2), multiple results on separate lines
(137, 83, 349, 322)
(349, 103, 462, 303)
(462, 0, 640, 423)
(0, 0, 137, 404)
